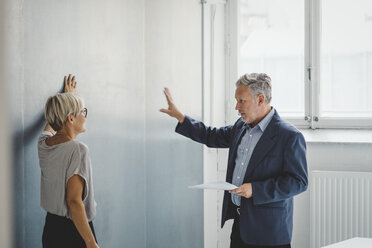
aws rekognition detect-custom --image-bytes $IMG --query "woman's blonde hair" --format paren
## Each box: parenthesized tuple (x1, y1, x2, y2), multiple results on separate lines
(45, 93, 84, 131)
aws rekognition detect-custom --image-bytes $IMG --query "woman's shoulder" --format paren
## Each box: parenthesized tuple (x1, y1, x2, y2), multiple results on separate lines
(70, 140, 91, 169)
(71, 140, 89, 154)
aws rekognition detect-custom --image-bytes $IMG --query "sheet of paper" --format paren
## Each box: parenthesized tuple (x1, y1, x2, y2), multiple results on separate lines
(321, 238, 372, 248)
(188, 181, 238, 191)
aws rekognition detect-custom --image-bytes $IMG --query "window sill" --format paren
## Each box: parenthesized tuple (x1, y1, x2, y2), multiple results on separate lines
(300, 129, 372, 144)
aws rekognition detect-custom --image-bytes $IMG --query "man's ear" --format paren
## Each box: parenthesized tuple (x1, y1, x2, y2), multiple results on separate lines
(257, 94, 265, 105)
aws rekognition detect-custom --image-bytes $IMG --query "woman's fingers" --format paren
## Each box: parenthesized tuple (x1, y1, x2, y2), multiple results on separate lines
(67, 74, 71, 84)
(64, 75, 68, 89)
(64, 74, 77, 92)
(71, 75, 76, 87)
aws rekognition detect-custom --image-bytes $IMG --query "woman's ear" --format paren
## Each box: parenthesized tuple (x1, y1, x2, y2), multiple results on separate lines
(66, 115, 74, 124)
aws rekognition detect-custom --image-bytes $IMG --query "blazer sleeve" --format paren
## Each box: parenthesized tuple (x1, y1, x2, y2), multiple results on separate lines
(251, 131, 308, 205)
(175, 115, 234, 148)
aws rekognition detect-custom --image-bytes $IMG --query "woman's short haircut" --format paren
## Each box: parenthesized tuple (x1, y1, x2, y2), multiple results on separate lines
(235, 73, 272, 104)
(44, 93, 84, 131)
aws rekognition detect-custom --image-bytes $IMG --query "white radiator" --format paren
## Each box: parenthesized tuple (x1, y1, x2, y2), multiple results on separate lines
(310, 170, 372, 248)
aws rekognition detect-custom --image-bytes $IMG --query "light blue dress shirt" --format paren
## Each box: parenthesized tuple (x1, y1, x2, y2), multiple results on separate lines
(231, 108, 275, 206)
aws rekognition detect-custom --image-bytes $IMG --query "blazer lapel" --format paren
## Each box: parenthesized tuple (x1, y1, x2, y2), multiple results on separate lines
(244, 113, 280, 179)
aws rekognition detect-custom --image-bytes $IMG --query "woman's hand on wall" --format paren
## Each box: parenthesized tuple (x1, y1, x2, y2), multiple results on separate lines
(64, 74, 77, 93)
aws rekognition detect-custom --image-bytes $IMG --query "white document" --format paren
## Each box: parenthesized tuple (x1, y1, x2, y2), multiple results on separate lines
(188, 181, 238, 191)
(321, 237, 372, 248)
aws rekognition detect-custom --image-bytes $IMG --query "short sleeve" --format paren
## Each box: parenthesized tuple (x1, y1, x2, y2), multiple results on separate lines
(65, 143, 90, 201)
(66, 144, 82, 182)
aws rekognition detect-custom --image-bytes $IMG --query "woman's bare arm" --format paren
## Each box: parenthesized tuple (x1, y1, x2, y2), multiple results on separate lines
(66, 174, 98, 248)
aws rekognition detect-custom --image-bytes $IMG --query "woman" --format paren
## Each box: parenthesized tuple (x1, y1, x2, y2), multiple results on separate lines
(38, 75, 99, 248)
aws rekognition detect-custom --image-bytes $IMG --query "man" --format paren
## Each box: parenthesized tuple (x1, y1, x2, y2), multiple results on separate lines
(160, 73, 308, 248)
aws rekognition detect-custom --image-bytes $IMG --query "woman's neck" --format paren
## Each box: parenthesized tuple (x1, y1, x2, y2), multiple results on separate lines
(45, 128, 76, 146)
(55, 130, 75, 140)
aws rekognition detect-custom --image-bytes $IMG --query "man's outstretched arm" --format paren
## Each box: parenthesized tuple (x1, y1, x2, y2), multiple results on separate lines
(160, 87, 234, 148)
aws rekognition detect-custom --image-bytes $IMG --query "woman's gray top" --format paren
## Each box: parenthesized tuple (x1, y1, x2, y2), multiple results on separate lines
(38, 131, 96, 221)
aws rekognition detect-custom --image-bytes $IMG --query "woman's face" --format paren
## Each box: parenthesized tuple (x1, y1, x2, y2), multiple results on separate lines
(73, 108, 87, 134)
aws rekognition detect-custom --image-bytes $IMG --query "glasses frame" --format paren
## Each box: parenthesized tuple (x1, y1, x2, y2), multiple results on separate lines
(82, 108, 88, 118)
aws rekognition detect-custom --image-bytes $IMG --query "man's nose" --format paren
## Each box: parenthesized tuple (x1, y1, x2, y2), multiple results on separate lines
(235, 103, 239, 110)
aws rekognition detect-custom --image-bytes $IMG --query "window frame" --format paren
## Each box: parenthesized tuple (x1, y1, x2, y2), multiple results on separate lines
(226, 0, 372, 129)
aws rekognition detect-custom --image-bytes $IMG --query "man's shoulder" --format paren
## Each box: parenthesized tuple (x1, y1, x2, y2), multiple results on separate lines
(273, 114, 303, 137)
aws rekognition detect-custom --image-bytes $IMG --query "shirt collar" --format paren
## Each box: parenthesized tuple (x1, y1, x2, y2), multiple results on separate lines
(257, 107, 275, 132)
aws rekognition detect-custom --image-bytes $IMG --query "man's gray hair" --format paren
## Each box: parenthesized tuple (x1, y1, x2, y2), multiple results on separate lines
(235, 73, 272, 104)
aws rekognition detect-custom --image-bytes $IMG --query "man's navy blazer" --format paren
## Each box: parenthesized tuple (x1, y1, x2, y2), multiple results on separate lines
(175, 110, 308, 246)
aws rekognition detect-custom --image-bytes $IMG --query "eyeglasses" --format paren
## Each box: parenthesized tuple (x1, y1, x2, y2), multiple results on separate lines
(82, 108, 88, 118)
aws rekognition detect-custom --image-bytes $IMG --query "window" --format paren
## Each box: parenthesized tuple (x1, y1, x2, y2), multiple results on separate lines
(319, 0, 372, 119)
(226, 0, 372, 128)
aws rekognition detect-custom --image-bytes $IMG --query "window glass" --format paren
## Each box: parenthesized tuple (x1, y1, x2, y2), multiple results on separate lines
(238, 0, 305, 117)
(320, 0, 372, 117)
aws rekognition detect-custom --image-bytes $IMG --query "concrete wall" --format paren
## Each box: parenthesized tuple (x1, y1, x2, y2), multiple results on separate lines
(145, 0, 204, 247)
(4, 0, 204, 247)
(0, 0, 12, 246)
(7, 0, 147, 247)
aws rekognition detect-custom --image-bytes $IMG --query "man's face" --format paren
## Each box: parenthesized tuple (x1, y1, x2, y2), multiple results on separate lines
(234, 85, 260, 124)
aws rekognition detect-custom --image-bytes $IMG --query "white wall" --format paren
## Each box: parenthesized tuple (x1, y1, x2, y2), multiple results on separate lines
(202, 2, 228, 248)
(2, 0, 205, 247)
(0, 1, 12, 246)
(5, 0, 147, 247)
(145, 0, 204, 247)
(292, 141, 372, 248)
(0, 80, 11, 248)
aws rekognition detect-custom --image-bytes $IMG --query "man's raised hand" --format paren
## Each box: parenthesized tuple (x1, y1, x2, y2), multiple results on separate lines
(160, 87, 185, 123)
